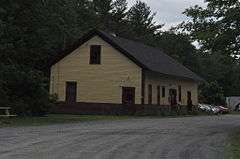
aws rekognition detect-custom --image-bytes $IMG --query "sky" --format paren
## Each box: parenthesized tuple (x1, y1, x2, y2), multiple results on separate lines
(127, 0, 206, 30)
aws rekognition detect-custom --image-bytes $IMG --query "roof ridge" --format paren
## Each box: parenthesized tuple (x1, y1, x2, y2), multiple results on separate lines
(49, 29, 204, 82)
(101, 30, 199, 76)
(97, 29, 203, 82)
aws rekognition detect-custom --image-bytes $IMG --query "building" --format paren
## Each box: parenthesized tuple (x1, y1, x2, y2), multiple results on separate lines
(226, 97, 240, 110)
(49, 29, 203, 114)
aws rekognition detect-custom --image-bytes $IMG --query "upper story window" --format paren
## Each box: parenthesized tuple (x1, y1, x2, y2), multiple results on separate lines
(90, 45, 101, 64)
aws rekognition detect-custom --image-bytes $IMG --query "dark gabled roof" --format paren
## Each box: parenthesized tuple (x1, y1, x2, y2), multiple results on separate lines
(50, 29, 204, 82)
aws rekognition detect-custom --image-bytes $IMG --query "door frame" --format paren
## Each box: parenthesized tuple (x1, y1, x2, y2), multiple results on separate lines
(122, 87, 135, 105)
(65, 81, 77, 104)
(169, 89, 177, 106)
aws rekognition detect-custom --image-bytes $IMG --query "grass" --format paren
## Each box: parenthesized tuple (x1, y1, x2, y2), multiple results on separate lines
(0, 110, 228, 128)
(231, 111, 240, 115)
(0, 114, 130, 128)
(225, 130, 240, 159)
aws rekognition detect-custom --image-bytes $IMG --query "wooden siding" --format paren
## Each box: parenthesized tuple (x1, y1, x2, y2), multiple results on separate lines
(50, 36, 142, 104)
(144, 71, 198, 106)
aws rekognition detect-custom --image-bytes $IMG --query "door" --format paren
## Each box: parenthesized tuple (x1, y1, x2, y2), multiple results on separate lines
(122, 87, 135, 105)
(187, 91, 192, 105)
(169, 89, 177, 106)
(66, 82, 77, 103)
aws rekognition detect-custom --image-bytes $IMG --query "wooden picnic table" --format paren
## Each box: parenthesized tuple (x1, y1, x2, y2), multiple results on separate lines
(0, 107, 17, 117)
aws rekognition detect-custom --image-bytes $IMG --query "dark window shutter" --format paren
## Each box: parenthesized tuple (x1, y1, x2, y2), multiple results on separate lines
(162, 86, 165, 98)
(148, 84, 152, 105)
(157, 86, 160, 105)
(178, 85, 182, 102)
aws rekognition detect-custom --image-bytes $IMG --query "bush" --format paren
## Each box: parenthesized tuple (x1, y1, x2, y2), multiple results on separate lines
(0, 64, 56, 116)
(199, 81, 226, 105)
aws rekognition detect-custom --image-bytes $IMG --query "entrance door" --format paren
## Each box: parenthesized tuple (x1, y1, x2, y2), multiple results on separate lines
(169, 89, 177, 106)
(66, 82, 77, 103)
(187, 91, 192, 105)
(122, 87, 135, 105)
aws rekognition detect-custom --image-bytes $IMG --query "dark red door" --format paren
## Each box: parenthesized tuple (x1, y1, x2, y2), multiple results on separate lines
(66, 82, 77, 103)
(187, 91, 192, 102)
(122, 87, 135, 105)
(169, 89, 177, 106)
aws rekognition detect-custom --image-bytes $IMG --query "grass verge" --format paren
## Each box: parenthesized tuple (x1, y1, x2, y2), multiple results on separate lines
(225, 130, 240, 159)
(0, 114, 130, 128)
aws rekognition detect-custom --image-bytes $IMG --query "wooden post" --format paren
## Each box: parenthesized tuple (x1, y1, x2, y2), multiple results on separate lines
(5, 109, 10, 116)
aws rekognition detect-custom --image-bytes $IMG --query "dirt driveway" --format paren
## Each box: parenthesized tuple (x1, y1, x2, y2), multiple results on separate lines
(0, 115, 240, 159)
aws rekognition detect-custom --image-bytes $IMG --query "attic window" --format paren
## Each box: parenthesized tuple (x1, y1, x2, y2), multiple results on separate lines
(90, 45, 101, 64)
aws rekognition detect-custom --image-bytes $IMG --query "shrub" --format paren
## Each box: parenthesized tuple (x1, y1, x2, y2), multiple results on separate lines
(0, 64, 55, 116)
(199, 81, 226, 105)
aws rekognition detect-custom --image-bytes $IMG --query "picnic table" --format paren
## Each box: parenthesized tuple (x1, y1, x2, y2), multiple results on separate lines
(0, 107, 17, 117)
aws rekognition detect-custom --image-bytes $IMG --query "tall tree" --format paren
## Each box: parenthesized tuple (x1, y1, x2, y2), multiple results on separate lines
(110, 0, 128, 34)
(180, 0, 240, 55)
(155, 32, 200, 73)
(126, 1, 162, 43)
(92, 0, 113, 29)
(112, 0, 128, 21)
(179, 0, 240, 98)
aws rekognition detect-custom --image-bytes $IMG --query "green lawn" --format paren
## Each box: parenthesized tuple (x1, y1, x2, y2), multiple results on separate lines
(226, 130, 240, 159)
(0, 114, 130, 128)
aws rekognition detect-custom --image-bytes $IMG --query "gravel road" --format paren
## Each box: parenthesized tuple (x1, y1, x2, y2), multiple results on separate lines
(0, 115, 240, 159)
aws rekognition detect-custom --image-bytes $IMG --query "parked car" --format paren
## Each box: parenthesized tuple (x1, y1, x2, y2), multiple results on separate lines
(209, 105, 220, 115)
(234, 103, 240, 112)
(198, 104, 220, 115)
(217, 106, 230, 114)
(198, 104, 211, 112)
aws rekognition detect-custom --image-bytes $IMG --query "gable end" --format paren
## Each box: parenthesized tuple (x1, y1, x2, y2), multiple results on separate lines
(49, 30, 148, 69)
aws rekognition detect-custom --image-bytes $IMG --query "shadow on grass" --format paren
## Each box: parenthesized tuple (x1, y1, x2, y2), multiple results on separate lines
(0, 111, 224, 128)
(225, 130, 240, 159)
(0, 114, 131, 128)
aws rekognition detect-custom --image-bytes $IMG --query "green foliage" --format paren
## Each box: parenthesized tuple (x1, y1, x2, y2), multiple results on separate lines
(0, 64, 56, 116)
(179, 0, 240, 101)
(155, 32, 200, 73)
(125, 1, 162, 43)
(198, 53, 240, 96)
(181, 0, 240, 55)
(199, 81, 225, 105)
(1, 0, 239, 114)
(226, 130, 240, 159)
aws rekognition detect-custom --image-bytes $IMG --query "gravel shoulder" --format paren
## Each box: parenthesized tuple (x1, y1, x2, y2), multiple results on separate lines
(0, 115, 240, 159)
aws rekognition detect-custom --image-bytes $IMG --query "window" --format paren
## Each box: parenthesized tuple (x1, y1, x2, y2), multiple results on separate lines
(187, 91, 192, 102)
(157, 86, 160, 105)
(178, 85, 182, 102)
(162, 86, 165, 98)
(148, 85, 152, 105)
(90, 45, 101, 64)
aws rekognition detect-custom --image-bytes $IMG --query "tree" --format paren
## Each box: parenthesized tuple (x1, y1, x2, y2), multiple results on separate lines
(180, 0, 240, 55)
(155, 32, 200, 73)
(179, 0, 240, 98)
(112, 0, 128, 21)
(92, 0, 113, 29)
(199, 81, 225, 105)
(126, 1, 162, 43)
(198, 53, 240, 96)
(0, 64, 55, 116)
(110, 0, 128, 34)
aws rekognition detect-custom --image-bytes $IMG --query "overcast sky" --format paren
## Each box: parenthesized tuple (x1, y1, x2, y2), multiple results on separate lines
(127, 0, 206, 30)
